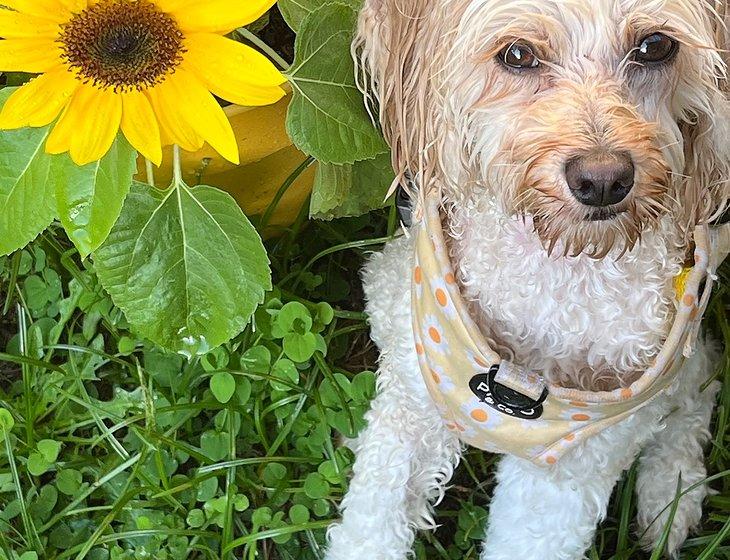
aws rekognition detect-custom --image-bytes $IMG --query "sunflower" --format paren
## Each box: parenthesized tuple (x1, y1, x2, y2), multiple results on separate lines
(0, 0, 286, 165)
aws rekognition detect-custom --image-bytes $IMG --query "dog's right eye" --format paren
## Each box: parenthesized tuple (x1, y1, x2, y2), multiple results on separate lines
(498, 42, 540, 70)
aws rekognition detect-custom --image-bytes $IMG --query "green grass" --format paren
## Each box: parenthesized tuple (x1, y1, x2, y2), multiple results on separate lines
(0, 188, 728, 559)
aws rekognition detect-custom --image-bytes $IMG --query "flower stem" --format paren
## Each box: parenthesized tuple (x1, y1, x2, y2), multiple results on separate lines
(238, 27, 290, 71)
(145, 159, 156, 188)
(172, 144, 183, 186)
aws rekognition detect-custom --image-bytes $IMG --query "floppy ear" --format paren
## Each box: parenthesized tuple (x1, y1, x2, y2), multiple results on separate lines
(353, 0, 453, 192)
(680, 0, 730, 227)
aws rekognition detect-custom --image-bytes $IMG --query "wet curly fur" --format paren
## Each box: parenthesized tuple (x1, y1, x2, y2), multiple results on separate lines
(324, 1, 730, 559)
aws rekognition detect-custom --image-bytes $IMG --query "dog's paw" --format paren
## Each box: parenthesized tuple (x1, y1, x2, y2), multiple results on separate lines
(636, 475, 708, 557)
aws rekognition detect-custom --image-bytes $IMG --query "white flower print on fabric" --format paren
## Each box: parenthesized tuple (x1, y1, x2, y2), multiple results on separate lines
(422, 314, 451, 356)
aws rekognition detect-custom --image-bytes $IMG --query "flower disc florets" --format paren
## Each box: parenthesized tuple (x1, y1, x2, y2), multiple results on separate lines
(57, 0, 185, 91)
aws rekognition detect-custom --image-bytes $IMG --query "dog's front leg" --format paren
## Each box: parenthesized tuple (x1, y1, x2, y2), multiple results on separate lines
(481, 414, 655, 560)
(325, 370, 461, 560)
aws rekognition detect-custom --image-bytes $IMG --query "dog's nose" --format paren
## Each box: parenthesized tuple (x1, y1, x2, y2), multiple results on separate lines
(564, 151, 634, 207)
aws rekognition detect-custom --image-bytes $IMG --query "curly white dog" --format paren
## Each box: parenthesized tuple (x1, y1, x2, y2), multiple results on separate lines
(324, 1, 730, 559)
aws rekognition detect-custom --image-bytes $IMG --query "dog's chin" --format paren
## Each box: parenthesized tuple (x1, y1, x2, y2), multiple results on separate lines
(528, 203, 655, 259)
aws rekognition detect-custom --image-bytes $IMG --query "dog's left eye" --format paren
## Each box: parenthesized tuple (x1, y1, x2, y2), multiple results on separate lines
(633, 33, 678, 65)
(498, 42, 540, 70)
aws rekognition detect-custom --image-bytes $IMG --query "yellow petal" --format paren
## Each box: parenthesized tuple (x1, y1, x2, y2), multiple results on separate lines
(47, 84, 122, 165)
(2, 0, 74, 21)
(0, 38, 62, 72)
(147, 81, 203, 153)
(182, 33, 285, 106)
(121, 90, 162, 165)
(167, 0, 275, 33)
(0, 10, 60, 38)
(0, 67, 78, 128)
(155, 69, 239, 164)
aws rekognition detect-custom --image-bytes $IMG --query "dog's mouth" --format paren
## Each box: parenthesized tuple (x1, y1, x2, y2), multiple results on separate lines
(584, 207, 625, 222)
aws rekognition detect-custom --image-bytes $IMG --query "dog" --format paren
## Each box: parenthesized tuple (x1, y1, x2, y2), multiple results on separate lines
(324, 1, 730, 559)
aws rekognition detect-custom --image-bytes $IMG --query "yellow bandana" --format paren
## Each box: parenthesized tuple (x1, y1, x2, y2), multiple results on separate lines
(412, 195, 730, 466)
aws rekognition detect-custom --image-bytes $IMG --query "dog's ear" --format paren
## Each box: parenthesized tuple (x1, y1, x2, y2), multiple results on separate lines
(353, 0, 451, 190)
(680, 0, 730, 227)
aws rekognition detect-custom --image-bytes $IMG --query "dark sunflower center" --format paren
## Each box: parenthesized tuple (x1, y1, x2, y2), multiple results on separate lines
(57, 0, 185, 91)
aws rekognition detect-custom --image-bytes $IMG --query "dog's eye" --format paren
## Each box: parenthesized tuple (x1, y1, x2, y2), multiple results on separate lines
(498, 42, 540, 70)
(634, 33, 678, 65)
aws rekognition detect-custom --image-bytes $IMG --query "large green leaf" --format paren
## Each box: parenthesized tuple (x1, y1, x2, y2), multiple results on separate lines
(278, 0, 361, 32)
(55, 135, 137, 258)
(285, 3, 388, 164)
(310, 152, 394, 220)
(0, 88, 58, 256)
(94, 181, 272, 355)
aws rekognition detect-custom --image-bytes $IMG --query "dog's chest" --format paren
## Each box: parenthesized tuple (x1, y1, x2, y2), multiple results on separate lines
(448, 203, 684, 390)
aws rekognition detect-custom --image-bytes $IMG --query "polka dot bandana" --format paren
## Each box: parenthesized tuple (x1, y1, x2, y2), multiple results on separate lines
(412, 194, 730, 466)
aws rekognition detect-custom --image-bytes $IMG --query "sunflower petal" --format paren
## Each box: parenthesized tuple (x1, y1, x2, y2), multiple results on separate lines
(0, 10, 60, 38)
(0, 38, 62, 72)
(47, 84, 122, 165)
(2, 0, 74, 21)
(167, 0, 274, 33)
(121, 90, 162, 165)
(147, 81, 203, 153)
(182, 33, 285, 106)
(156, 69, 239, 164)
(0, 67, 78, 128)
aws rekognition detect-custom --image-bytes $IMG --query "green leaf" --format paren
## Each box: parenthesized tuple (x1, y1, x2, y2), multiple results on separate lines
(273, 301, 312, 336)
(200, 430, 228, 462)
(210, 371, 236, 404)
(94, 181, 271, 355)
(278, 0, 361, 32)
(186, 509, 205, 528)
(37, 439, 61, 463)
(55, 135, 137, 258)
(0, 88, 58, 256)
(286, 3, 388, 164)
(303, 472, 330, 499)
(27, 452, 51, 476)
(310, 152, 395, 220)
(55, 469, 82, 496)
(289, 504, 310, 524)
(283, 331, 317, 362)
(0, 408, 14, 442)
(196, 477, 218, 502)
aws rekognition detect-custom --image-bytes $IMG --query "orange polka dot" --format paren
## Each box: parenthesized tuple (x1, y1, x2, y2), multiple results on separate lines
(414, 266, 422, 284)
(428, 327, 441, 344)
(435, 288, 448, 307)
(415, 343, 425, 355)
(564, 433, 576, 442)
(620, 388, 633, 400)
(683, 293, 695, 307)
(431, 370, 441, 384)
(571, 413, 590, 421)
(546, 456, 557, 465)
(445, 272, 456, 284)
(474, 356, 489, 368)
(470, 409, 489, 422)
(570, 401, 588, 408)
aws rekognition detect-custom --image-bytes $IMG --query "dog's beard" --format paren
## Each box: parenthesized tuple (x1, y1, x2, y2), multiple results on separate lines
(516, 180, 669, 259)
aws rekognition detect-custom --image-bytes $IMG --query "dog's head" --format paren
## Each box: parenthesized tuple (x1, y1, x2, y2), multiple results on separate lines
(356, 0, 730, 256)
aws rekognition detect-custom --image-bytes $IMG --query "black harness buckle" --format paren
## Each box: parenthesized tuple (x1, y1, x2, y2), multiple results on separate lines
(469, 365, 548, 420)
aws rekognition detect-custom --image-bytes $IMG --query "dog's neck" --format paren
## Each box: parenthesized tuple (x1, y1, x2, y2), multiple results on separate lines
(444, 194, 686, 392)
